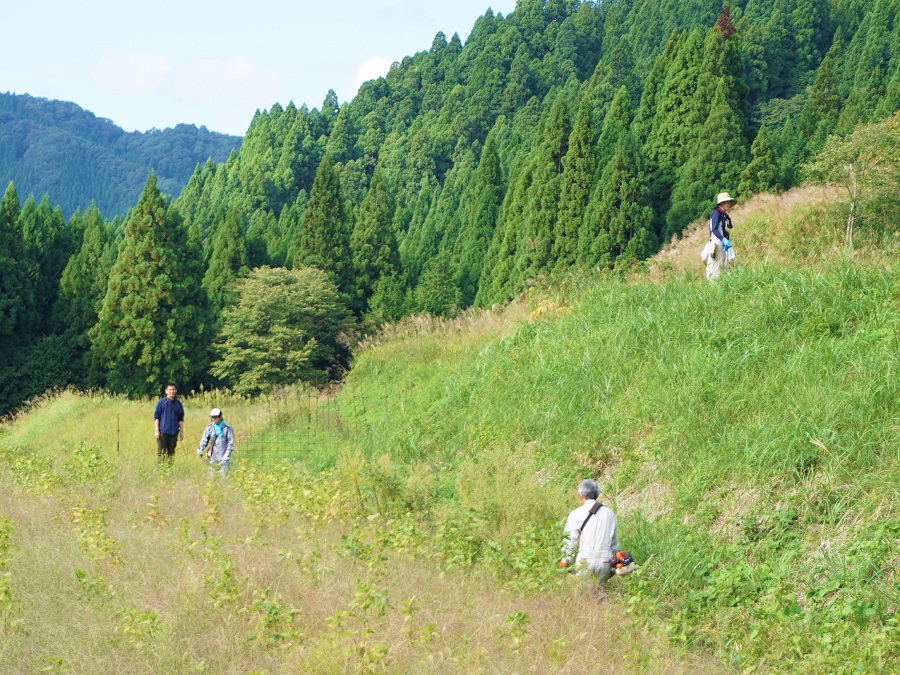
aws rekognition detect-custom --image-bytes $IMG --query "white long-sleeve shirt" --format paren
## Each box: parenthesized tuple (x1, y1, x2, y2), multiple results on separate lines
(562, 499, 619, 567)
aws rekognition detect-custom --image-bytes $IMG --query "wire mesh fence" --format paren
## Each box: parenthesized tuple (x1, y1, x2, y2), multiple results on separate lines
(230, 382, 370, 472)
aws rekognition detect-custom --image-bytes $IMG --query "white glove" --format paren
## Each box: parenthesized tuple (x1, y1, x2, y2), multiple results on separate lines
(196, 448, 203, 456)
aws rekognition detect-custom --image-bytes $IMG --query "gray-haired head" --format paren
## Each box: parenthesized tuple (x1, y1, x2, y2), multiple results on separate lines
(578, 479, 599, 500)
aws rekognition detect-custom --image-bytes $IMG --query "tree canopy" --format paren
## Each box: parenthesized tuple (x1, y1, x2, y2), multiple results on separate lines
(2, 0, 900, 411)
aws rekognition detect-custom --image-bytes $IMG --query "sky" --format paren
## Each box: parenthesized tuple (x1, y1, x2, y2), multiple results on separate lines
(2, 0, 518, 137)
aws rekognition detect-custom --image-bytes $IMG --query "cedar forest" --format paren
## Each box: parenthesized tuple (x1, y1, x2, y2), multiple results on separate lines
(1, 0, 899, 413)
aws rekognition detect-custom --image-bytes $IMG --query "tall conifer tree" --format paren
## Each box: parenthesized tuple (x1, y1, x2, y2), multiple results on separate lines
(21, 196, 68, 331)
(578, 129, 655, 267)
(92, 174, 207, 395)
(510, 92, 570, 284)
(203, 204, 248, 316)
(0, 183, 30, 347)
(455, 130, 505, 307)
(293, 155, 354, 302)
(553, 100, 597, 271)
(666, 80, 748, 238)
(58, 205, 115, 384)
(350, 164, 400, 307)
(739, 126, 780, 196)
(796, 52, 841, 157)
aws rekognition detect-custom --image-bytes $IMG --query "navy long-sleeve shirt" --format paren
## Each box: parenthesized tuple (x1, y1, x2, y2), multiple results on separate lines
(153, 397, 184, 436)
(709, 207, 733, 241)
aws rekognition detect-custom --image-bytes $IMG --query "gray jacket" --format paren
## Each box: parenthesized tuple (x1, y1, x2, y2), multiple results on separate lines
(198, 421, 235, 463)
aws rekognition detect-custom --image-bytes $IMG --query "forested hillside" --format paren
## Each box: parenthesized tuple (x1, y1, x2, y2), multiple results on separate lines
(174, 0, 900, 315)
(1, 0, 899, 414)
(0, 93, 241, 217)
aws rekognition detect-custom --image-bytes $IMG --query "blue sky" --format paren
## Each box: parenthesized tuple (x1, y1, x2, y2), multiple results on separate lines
(3, 0, 518, 136)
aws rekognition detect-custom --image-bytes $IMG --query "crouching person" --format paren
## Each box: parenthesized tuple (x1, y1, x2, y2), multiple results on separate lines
(560, 479, 619, 601)
(196, 408, 234, 477)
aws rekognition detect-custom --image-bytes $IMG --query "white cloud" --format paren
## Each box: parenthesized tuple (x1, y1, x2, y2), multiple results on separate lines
(352, 57, 392, 94)
(173, 56, 281, 107)
(92, 52, 172, 95)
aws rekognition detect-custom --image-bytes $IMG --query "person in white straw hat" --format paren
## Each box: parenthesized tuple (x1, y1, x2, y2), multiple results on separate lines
(705, 191, 736, 280)
(196, 408, 235, 476)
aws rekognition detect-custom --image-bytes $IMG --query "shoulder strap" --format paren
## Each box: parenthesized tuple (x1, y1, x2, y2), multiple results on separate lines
(578, 501, 602, 533)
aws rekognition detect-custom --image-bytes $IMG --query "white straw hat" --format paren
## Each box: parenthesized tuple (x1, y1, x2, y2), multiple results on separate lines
(716, 192, 736, 205)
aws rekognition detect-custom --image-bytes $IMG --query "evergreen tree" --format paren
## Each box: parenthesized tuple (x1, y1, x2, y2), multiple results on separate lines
(553, 98, 598, 271)
(455, 129, 505, 306)
(666, 80, 749, 239)
(0, 183, 30, 347)
(21, 196, 68, 332)
(366, 273, 408, 324)
(246, 207, 284, 268)
(645, 30, 706, 174)
(791, 0, 830, 74)
(699, 6, 749, 138)
(202, 204, 248, 316)
(92, 174, 207, 395)
(744, 8, 792, 103)
(595, 85, 633, 173)
(413, 251, 462, 317)
(293, 155, 354, 302)
(398, 173, 440, 287)
(510, 92, 570, 284)
(350, 164, 400, 307)
(796, 52, 842, 158)
(58, 205, 115, 385)
(633, 47, 667, 145)
(780, 115, 815, 190)
(739, 126, 780, 196)
(273, 109, 323, 211)
(578, 130, 655, 267)
(433, 142, 479, 261)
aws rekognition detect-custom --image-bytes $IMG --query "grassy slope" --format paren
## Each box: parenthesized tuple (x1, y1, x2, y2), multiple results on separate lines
(0, 187, 897, 673)
(334, 188, 898, 672)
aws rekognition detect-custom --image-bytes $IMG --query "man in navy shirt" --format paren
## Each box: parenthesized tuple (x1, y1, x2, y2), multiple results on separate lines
(154, 383, 185, 462)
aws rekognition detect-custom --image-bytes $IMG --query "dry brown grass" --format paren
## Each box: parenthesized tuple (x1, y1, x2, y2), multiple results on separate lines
(0, 393, 727, 674)
(356, 297, 534, 353)
(646, 186, 844, 281)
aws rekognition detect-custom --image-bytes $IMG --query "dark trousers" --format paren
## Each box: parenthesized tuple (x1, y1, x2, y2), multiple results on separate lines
(157, 432, 178, 460)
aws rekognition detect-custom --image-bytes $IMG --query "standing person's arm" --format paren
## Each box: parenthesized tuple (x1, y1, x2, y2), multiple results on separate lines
(177, 401, 185, 441)
(225, 426, 235, 462)
(197, 425, 211, 456)
(153, 401, 161, 440)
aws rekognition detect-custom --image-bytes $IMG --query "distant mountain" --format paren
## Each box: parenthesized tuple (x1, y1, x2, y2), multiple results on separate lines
(0, 92, 242, 217)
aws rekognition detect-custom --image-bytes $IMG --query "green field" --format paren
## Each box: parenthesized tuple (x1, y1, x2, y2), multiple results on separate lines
(0, 189, 897, 673)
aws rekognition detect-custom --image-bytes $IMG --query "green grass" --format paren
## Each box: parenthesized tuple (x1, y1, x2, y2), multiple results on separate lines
(325, 259, 898, 672)
(0, 190, 897, 672)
